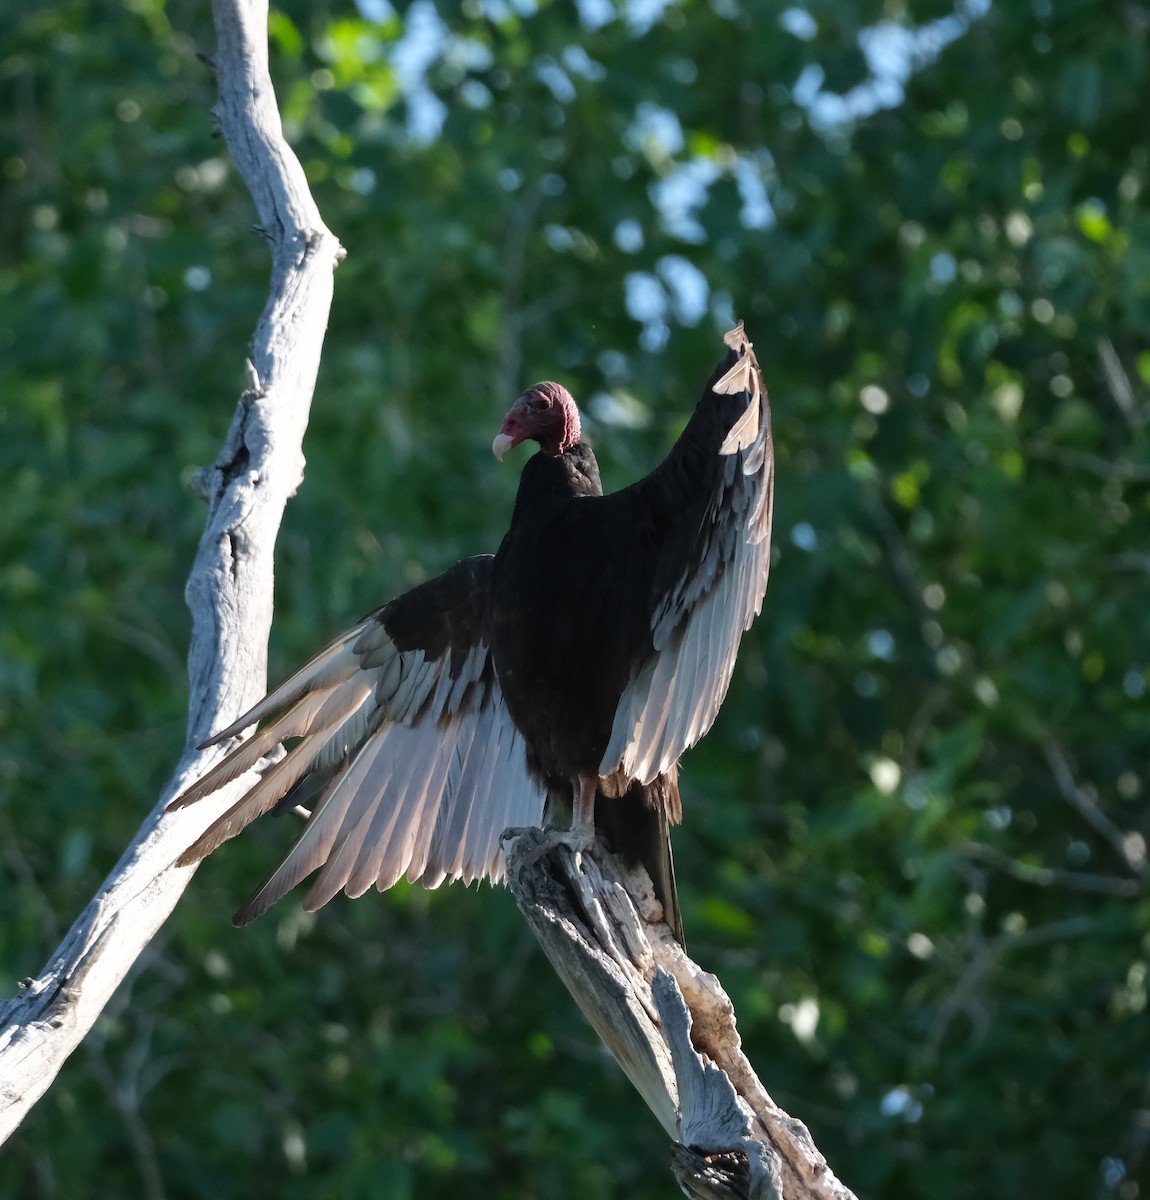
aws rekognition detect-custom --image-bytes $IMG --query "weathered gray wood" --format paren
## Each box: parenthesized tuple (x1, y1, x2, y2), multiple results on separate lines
(0, 0, 342, 1144)
(505, 831, 857, 1200)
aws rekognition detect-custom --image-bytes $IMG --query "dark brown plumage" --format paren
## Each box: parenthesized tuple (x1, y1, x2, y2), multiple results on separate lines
(170, 323, 774, 944)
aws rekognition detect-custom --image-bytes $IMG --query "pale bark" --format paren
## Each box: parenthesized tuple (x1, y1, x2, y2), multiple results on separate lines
(0, 0, 343, 1143)
(505, 832, 857, 1200)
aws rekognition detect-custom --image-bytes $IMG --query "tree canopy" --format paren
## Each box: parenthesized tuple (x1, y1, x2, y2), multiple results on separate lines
(2, 1, 1148, 1197)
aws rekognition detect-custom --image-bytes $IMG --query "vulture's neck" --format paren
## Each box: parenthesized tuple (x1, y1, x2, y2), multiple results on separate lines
(514, 442, 603, 514)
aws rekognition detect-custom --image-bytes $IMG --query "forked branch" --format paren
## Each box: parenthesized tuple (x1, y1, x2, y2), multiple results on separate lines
(0, 0, 342, 1143)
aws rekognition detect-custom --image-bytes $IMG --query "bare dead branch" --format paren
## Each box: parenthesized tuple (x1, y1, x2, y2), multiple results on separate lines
(1027, 442, 1150, 482)
(1042, 740, 1147, 876)
(1096, 336, 1145, 430)
(956, 838, 1143, 897)
(0, 0, 342, 1143)
(505, 830, 856, 1200)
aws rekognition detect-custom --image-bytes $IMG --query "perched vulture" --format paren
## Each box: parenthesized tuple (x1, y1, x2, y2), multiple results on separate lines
(171, 323, 773, 943)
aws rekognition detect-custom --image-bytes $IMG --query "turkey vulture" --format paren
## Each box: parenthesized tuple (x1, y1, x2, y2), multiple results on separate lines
(171, 323, 773, 943)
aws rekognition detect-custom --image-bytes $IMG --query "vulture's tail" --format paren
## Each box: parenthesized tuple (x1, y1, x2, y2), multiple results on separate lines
(595, 775, 684, 948)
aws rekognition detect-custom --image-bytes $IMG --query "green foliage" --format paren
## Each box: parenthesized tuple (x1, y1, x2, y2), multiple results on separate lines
(2, 1, 1148, 1197)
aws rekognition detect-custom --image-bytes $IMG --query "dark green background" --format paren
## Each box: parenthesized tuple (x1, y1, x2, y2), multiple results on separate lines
(2, 1, 1148, 1196)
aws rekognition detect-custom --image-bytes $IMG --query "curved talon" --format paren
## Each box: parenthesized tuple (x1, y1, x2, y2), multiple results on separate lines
(500, 825, 539, 850)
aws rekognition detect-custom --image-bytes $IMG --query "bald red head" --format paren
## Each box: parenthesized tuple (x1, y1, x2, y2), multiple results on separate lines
(493, 381, 581, 459)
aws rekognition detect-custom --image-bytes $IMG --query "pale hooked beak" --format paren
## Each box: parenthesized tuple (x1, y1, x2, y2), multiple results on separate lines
(492, 432, 515, 461)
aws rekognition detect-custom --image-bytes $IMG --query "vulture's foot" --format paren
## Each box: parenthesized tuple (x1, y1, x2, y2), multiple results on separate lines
(502, 775, 597, 868)
(501, 821, 595, 870)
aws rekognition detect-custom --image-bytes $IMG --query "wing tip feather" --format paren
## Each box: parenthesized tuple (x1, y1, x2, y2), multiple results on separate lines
(723, 320, 748, 350)
(175, 845, 206, 869)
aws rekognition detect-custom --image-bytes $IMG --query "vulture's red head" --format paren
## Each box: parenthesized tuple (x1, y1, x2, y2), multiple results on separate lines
(493, 381, 581, 460)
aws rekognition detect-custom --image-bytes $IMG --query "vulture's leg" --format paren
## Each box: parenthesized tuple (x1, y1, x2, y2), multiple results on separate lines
(566, 774, 596, 850)
(541, 775, 597, 852)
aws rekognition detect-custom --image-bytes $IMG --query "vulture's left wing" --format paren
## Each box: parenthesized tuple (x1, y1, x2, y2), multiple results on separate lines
(598, 324, 773, 786)
(170, 555, 546, 923)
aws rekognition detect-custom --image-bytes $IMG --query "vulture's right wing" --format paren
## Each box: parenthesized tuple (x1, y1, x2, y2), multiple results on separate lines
(598, 324, 773, 786)
(170, 556, 546, 924)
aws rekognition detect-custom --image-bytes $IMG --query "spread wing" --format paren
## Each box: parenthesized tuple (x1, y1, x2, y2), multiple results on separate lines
(598, 323, 773, 785)
(170, 555, 546, 924)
